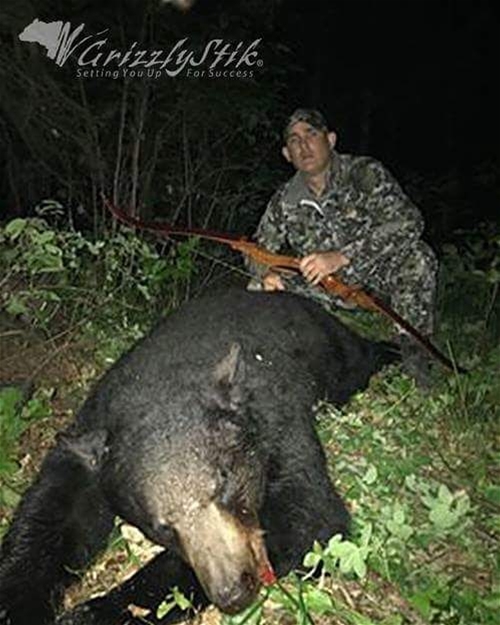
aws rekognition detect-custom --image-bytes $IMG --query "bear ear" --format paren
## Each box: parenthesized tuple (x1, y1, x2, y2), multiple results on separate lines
(57, 428, 110, 472)
(212, 342, 246, 411)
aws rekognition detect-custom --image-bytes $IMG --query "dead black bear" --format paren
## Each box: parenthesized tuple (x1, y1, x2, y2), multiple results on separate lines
(0, 290, 396, 625)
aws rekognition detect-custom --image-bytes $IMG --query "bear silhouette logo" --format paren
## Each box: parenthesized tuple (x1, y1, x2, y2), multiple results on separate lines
(18, 19, 89, 66)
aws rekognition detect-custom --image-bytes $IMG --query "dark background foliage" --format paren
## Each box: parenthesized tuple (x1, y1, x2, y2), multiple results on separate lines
(0, 0, 498, 246)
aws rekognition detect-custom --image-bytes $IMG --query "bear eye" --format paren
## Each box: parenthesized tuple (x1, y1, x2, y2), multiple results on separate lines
(239, 506, 250, 519)
(234, 500, 255, 525)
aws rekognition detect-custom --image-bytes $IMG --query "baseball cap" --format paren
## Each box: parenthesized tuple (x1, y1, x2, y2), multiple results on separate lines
(283, 108, 329, 142)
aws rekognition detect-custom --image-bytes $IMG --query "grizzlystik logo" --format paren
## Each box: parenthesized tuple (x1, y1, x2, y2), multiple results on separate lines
(18, 19, 263, 79)
(18, 19, 90, 67)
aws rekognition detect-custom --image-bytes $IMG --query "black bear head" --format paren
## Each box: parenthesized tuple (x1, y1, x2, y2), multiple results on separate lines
(62, 343, 272, 614)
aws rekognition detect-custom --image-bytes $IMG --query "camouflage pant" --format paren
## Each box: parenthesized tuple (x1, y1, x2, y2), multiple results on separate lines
(248, 242, 438, 336)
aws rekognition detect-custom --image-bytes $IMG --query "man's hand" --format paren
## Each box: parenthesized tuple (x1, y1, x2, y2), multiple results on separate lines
(262, 271, 285, 291)
(299, 251, 350, 285)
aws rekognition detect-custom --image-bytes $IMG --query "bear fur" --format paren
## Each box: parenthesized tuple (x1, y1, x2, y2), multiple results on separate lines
(0, 290, 396, 625)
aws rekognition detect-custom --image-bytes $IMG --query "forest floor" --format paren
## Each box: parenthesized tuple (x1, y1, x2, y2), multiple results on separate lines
(1, 303, 499, 625)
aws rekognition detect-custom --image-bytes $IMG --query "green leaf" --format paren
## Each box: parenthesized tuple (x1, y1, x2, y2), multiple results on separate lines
(0, 457, 18, 478)
(0, 386, 24, 416)
(429, 502, 457, 528)
(156, 599, 175, 619)
(363, 464, 378, 484)
(0, 485, 21, 508)
(409, 591, 432, 618)
(455, 493, 470, 516)
(24, 398, 51, 421)
(352, 553, 368, 579)
(393, 504, 406, 524)
(172, 587, 192, 610)
(360, 522, 373, 548)
(156, 587, 192, 619)
(4, 218, 27, 239)
(437, 484, 453, 504)
(483, 485, 500, 505)
(380, 616, 404, 625)
(404, 474, 418, 491)
(5, 296, 28, 316)
(303, 586, 333, 614)
(36, 230, 56, 244)
(386, 520, 414, 540)
(303, 551, 321, 568)
(326, 533, 343, 552)
(482, 591, 500, 610)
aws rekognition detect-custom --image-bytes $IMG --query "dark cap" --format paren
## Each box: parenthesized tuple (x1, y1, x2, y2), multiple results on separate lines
(283, 108, 329, 142)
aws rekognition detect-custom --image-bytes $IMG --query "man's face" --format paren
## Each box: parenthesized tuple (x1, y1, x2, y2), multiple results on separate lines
(282, 121, 336, 176)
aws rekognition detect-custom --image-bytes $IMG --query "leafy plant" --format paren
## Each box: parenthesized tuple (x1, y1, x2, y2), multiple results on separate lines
(0, 386, 51, 507)
(156, 587, 194, 620)
(0, 216, 198, 342)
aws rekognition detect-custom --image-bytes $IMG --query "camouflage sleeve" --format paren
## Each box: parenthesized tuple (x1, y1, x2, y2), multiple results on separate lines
(245, 185, 288, 282)
(340, 158, 424, 279)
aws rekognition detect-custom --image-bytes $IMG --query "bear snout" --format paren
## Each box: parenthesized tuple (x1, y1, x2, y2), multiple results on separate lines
(213, 569, 260, 614)
(176, 501, 268, 612)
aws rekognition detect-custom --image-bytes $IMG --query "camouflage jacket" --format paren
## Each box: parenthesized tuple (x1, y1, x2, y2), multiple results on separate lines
(250, 150, 425, 287)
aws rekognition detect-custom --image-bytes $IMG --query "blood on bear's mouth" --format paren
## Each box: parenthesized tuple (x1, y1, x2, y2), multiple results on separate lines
(248, 526, 276, 586)
(259, 564, 277, 586)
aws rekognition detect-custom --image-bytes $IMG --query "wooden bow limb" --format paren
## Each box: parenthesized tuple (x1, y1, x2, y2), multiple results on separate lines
(103, 196, 466, 374)
(320, 275, 466, 373)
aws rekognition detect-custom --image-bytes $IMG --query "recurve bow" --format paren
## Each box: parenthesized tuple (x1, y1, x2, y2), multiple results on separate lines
(103, 197, 466, 374)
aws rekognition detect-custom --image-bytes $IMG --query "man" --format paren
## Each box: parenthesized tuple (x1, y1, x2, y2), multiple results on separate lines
(247, 108, 438, 385)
